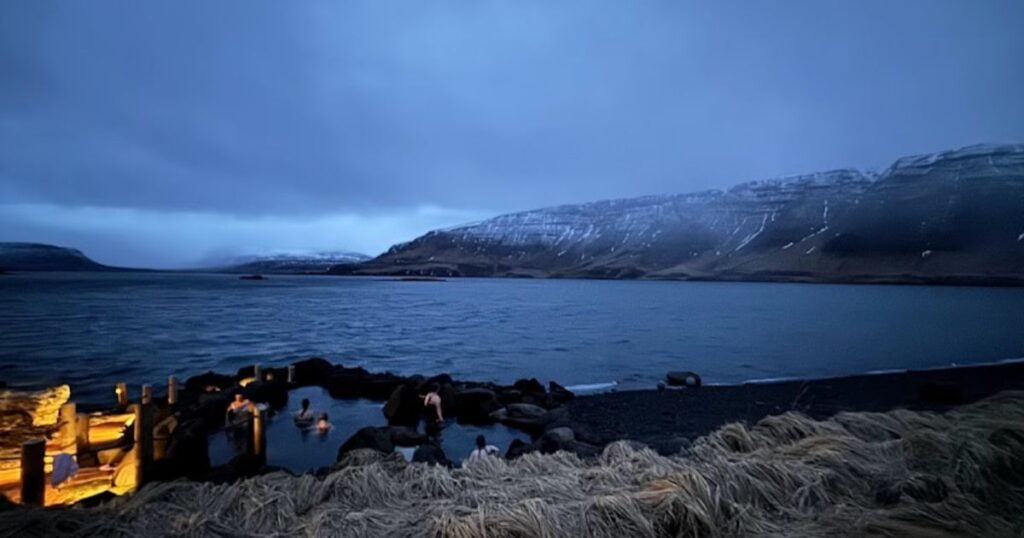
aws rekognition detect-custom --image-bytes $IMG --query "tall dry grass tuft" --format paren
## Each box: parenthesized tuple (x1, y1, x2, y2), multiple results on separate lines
(3, 391, 1024, 536)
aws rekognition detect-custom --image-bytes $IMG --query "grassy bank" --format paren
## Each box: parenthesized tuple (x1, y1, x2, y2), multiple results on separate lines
(3, 390, 1023, 536)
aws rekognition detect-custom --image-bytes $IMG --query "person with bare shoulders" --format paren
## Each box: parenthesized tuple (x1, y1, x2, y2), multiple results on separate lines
(294, 398, 314, 426)
(225, 393, 253, 426)
(421, 383, 445, 431)
(316, 412, 332, 433)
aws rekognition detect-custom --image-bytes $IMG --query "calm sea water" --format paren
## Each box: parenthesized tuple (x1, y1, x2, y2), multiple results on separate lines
(2, 272, 1024, 407)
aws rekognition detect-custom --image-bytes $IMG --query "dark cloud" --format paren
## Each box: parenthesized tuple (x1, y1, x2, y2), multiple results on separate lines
(1, 1, 1022, 265)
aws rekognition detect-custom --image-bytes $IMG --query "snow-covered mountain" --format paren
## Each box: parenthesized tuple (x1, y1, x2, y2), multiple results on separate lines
(333, 144, 1024, 285)
(217, 251, 371, 274)
(0, 243, 120, 272)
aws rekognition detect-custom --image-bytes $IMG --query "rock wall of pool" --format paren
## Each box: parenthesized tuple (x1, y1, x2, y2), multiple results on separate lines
(209, 386, 530, 472)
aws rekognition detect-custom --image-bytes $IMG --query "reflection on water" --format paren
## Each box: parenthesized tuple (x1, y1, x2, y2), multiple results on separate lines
(209, 386, 529, 472)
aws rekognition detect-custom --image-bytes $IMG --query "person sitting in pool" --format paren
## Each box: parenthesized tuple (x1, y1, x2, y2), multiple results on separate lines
(225, 393, 253, 426)
(294, 398, 314, 425)
(421, 383, 445, 431)
(316, 412, 332, 432)
(466, 434, 500, 463)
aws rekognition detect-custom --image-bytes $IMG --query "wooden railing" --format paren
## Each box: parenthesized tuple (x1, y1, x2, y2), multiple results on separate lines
(5, 368, 272, 507)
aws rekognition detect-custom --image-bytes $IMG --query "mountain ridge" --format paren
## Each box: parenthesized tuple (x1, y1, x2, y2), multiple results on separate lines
(0, 242, 124, 272)
(331, 143, 1024, 285)
(213, 251, 371, 274)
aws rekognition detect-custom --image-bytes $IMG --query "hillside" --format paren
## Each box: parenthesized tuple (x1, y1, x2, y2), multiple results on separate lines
(332, 144, 1024, 285)
(216, 252, 371, 274)
(0, 243, 121, 272)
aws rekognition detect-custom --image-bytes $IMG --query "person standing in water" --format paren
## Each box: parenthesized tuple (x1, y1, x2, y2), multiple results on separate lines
(422, 383, 444, 432)
(316, 413, 332, 432)
(294, 398, 314, 425)
(225, 393, 253, 426)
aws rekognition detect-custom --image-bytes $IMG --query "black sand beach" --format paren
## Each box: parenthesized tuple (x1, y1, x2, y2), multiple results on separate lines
(569, 360, 1024, 453)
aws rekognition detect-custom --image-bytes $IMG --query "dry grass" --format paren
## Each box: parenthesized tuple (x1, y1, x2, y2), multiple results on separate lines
(3, 391, 1024, 537)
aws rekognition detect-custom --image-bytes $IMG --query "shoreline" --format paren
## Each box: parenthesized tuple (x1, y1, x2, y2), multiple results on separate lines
(566, 359, 1024, 454)
(4, 353, 1024, 496)
(3, 364, 1024, 536)
(5, 268, 1024, 289)
(129, 357, 1024, 480)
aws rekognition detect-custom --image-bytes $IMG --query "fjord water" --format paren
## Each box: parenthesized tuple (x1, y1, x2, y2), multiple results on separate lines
(2, 272, 1023, 407)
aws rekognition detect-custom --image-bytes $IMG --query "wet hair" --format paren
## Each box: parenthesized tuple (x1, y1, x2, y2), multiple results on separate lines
(301, 398, 310, 410)
(476, 434, 486, 449)
(425, 383, 440, 394)
(319, 413, 328, 421)
(234, 393, 244, 401)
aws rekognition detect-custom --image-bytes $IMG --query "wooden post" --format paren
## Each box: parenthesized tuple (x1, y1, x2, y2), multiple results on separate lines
(132, 402, 154, 488)
(287, 364, 296, 384)
(253, 364, 262, 382)
(59, 402, 77, 454)
(141, 384, 153, 405)
(115, 382, 128, 406)
(20, 439, 45, 506)
(167, 376, 178, 405)
(251, 406, 265, 459)
(76, 414, 91, 451)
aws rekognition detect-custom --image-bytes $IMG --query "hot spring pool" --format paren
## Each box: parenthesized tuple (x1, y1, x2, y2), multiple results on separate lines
(209, 386, 529, 472)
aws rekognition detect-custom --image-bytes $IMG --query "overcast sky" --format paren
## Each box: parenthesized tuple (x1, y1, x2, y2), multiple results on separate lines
(2, 1, 1023, 267)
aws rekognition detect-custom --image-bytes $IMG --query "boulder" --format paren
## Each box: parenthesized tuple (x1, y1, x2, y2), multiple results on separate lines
(543, 427, 576, 445)
(241, 380, 288, 408)
(235, 365, 258, 380)
(263, 367, 288, 384)
(499, 403, 552, 433)
(539, 427, 591, 456)
(361, 373, 405, 400)
(548, 381, 575, 403)
(564, 440, 602, 459)
(337, 427, 394, 460)
(185, 371, 235, 393)
(164, 419, 211, 479)
(326, 366, 369, 398)
(507, 403, 547, 419)
(513, 378, 546, 395)
(455, 388, 501, 424)
(425, 373, 454, 386)
(495, 388, 523, 406)
(192, 391, 233, 428)
(291, 357, 334, 386)
(387, 426, 428, 447)
(522, 392, 558, 409)
(666, 371, 702, 388)
(383, 383, 422, 427)
(411, 440, 452, 467)
(505, 439, 535, 460)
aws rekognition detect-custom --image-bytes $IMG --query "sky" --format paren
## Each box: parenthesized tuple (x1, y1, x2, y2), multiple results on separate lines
(1, 1, 1023, 268)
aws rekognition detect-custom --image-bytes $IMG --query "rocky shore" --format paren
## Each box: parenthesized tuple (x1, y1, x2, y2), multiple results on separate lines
(153, 357, 1024, 484)
(4, 377, 1024, 536)
(156, 358, 585, 481)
